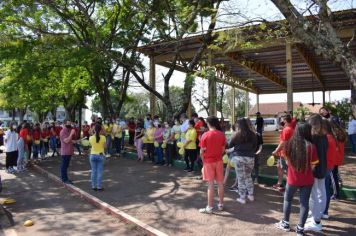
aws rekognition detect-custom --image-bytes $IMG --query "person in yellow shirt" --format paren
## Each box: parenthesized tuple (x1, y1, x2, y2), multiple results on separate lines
(112, 120, 123, 155)
(103, 118, 113, 157)
(184, 119, 197, 172)
(145, 121, 156, 163)
(89, 124, 106, 191)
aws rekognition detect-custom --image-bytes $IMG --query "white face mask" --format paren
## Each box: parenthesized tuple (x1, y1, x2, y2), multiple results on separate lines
(12, 125, 17, 130)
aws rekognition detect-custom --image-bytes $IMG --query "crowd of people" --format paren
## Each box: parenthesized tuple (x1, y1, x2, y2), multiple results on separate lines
(0, 106, 350, 236)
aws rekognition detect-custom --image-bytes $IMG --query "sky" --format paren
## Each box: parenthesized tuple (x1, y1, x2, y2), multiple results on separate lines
(86, 0, 354, 120)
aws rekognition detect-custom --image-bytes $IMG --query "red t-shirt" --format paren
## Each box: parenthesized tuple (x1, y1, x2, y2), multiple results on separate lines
(82, 125, 90, 137)
(32, 129, 41, 140)
(335, 142, 345, 166)
(194, 120, 204, 138)
(287, 143, 319, 186)
(41, 130, 51, 139)
(199, 130, 226, 163)
(326, 134, 337, 169)
(290, 118, 297, 129)
(19, 128, 30, 144)
(55, 126, 62, 137)
(128, 122, 136, 133)
(278, 125, 295, 157)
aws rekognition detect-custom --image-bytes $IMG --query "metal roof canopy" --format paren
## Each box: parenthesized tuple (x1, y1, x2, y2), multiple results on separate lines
(137, 9, 356, 94)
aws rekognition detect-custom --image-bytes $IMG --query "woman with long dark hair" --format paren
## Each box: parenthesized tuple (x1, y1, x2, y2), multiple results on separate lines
(275, 123, 319, 236)
(88, 123, 106, 191)
(305, 114, 328, 232)
(229, 118, 257, 204)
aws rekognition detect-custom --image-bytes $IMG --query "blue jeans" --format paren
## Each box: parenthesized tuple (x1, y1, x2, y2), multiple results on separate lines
(155, 144, 164, 164)
(113, 137, 122, 154)
(350, 134, 356, 153)
(61, 155, 72, 182)
(324, 169, 333, 215)
(41, 141, 49, 157)
(90, 154, 104, 189)
(32, 144, 41, 160)
(50, 137, 58, 156)
(121, 131, 125, 149)
(105, 135, 112, 155)
(284, 184, 313, 227)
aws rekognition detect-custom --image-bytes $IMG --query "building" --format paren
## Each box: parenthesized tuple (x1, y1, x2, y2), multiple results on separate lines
(248, 102, 323, 117)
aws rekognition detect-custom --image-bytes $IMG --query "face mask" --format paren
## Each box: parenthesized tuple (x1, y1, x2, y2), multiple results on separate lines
(280, 121, 285, 127)
(165, 124, 169, 128)
(12, 125, 17, 130)
(175, 121, 179, 125)
(65, 125, 72, 129)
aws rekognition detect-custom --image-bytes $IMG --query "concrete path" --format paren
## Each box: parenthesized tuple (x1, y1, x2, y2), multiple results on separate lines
(38, 154, 356, 236)
(0, 159, 140, 236)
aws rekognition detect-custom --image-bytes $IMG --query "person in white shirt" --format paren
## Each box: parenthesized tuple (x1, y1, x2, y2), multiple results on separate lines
(348, 116, 356, 153)
(119, 118, 127, 150)
(180, 114, 189, 142)
(4, 122, 19, 173)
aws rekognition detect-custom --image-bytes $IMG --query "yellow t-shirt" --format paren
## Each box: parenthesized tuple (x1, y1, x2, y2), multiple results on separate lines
(89, 135, 106, 154)
(185, 128, 197, 149)
(112, 124, 122, 138)
(145, 127, 156, 144)
(103, 124, 113, 134)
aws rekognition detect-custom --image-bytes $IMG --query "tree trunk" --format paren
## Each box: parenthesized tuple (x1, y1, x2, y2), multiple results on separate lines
(117, 70, 131, 116)
(19, 108, 26, 123)
(270, 0, 356, 117)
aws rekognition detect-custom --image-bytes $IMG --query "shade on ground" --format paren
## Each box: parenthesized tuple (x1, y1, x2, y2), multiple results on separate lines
(0, 166, 140, 236)
(39, 155, 356, 236)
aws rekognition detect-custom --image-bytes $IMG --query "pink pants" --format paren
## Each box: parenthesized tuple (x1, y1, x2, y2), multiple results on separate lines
(135, 138, 144, 160)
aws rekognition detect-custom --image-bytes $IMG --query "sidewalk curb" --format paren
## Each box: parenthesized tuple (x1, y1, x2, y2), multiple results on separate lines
(31, 165, 169, 236)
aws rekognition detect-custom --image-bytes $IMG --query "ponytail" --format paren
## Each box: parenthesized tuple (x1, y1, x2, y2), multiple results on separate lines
(95, 124, 101, 143)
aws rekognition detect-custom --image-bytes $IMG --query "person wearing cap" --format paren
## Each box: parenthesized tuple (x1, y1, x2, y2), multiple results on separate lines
(255, 112, 264, 135)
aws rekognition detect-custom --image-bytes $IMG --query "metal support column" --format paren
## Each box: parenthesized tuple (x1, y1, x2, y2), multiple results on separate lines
(256, 93, 260, 113)
(286, 41, 293, 112)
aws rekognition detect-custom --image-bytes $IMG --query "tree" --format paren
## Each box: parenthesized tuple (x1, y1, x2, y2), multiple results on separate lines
(270, 0, 356, 117)
(222, 88, 249, 119)
(293, 105, 310, 122)
(325, 98, 352, 124)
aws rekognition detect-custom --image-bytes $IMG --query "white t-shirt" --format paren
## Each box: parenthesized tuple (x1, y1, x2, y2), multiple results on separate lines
(119, 121, 127, 130)
(180, 120, 189, 133)
(4, 130, 18, 152)
(348, 119, 356, 135)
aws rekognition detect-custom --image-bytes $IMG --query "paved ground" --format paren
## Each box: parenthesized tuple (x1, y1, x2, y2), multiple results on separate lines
(38, 153, 356, 236)
(0, 157, 140, 236)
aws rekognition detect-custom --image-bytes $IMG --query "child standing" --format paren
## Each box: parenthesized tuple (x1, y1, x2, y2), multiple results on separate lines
(199, 116, 226, 214)
(275, 123, 319, 236)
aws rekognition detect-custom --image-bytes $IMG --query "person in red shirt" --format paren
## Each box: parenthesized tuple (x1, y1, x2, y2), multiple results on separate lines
(330, 122, 347, 200)
(32, 123, 41, 161)
(41, 122, 51, 158)
(272, 114, 295, 192)
(275, 123, 318, 235)
(127, 117, 136, 146)
(323, 120, 346, 217)
(198, 116, 226, 214)
(82, 121, 90, 139)
(19, 122, 32, 161)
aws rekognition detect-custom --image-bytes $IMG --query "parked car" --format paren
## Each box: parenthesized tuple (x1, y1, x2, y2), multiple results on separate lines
(251, 117, 279, 132)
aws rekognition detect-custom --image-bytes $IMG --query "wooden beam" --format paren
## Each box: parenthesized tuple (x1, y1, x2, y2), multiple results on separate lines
(149, 56, 156, 116)
(295, 43, 324, 88)
(157, 61, 258, 93)
(208, 51, 217, 116)
(226, 52, 286, 89)
(286, 41, 293, 112)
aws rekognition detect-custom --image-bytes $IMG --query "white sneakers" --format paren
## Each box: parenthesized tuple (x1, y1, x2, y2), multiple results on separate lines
(199, 204, 224, 214)
(199, 206, 213, 214)
(304, 219, 322, 231)
(236, 195, 254, 204)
